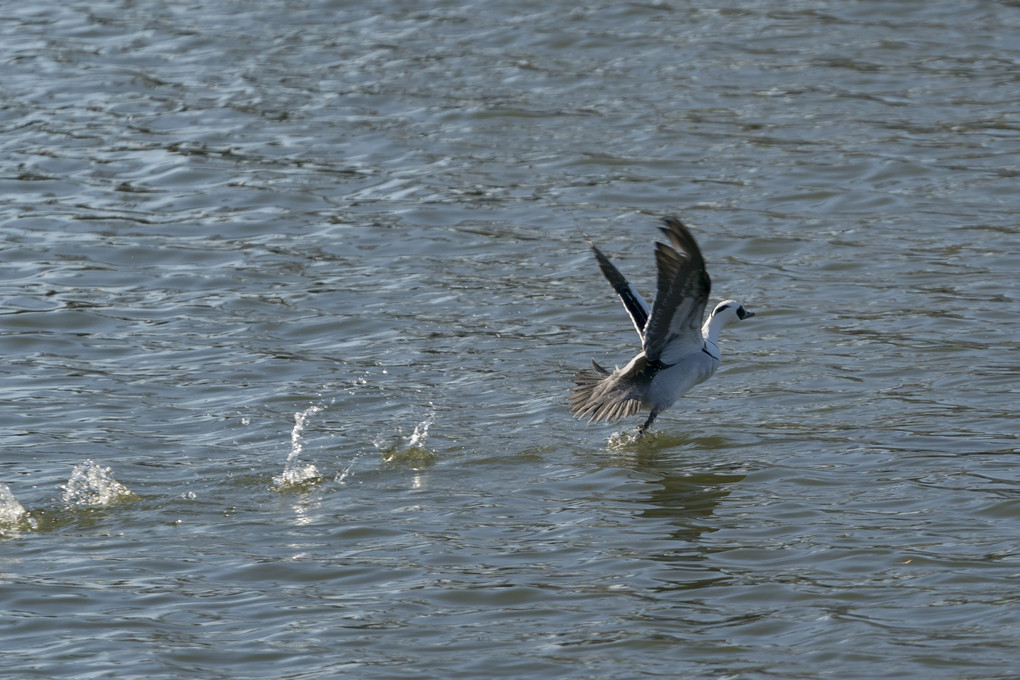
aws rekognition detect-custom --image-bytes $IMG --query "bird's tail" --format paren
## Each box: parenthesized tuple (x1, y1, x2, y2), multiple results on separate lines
(569, 363, 644, 424)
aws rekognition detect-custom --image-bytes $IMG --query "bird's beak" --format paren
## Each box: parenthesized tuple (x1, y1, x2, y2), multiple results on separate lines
(743, 310, 756, 319)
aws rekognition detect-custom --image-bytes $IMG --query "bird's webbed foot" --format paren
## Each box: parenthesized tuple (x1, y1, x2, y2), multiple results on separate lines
(637, 409, 660, 438)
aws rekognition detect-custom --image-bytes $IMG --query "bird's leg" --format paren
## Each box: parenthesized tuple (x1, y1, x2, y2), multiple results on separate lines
(638, 409, 660, 437)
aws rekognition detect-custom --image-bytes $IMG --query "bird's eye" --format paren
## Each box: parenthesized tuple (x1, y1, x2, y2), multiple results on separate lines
(736, 306, 746, 319)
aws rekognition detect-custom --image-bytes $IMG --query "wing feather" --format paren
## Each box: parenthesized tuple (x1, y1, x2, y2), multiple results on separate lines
(641, 217, 712, 363)
(587, 240, 650, 340)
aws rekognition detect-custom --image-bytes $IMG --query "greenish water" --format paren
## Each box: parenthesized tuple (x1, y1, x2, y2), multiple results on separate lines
(2, 1, 1018, 678)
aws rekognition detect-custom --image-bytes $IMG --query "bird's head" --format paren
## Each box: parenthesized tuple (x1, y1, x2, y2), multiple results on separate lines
(710, 300, 755, 326)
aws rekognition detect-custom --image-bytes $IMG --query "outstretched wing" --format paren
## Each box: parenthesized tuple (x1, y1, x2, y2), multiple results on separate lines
(641, 217, 712, 363)
(584, 235, 650, 341)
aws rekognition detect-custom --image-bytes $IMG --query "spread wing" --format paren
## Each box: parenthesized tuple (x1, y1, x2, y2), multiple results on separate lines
(641, 217, 712, 363)
(588, 242, 650, 340)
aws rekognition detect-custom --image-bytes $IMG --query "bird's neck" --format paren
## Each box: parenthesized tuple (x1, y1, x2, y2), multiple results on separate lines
(702, 315, 727, 347)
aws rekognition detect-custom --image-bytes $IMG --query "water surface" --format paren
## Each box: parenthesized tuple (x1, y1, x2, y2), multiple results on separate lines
(2, 1, 1019, 678)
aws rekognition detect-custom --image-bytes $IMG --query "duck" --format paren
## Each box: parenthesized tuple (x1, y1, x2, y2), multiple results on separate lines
(570, 216, 755, 434)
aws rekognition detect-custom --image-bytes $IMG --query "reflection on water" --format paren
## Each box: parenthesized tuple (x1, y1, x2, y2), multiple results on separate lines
(639, 470, 742, 537)
(611, 441, 746, 590)
(282, 486, 326, 529)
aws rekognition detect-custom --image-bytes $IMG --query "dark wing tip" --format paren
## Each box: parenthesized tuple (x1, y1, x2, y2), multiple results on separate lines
(660, 215, 688, 234)
(641, 215, 714, 361)
(659, 216, 702, 258)
(657, 214, 710, 293)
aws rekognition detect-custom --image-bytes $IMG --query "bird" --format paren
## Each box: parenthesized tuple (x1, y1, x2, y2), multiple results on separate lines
(569, 216, 754, 435)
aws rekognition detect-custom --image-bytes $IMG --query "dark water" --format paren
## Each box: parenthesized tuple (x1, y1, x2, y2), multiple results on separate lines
(2, 1, 1019, 678)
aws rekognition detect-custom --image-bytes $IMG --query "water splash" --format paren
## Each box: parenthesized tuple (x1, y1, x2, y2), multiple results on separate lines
(376, 416, 438, 467)
(607, 428, 694, 453)
(607, 428, 643, 450)
(1, 484, 30, 535)
(335, 458, 357, 484)
(273, 405, 323, 488)
(408, 416, 432, 448)
(61, 460, 136, 508)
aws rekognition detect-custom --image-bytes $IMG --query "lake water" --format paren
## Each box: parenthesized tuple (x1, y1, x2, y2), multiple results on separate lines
(2, 1, 1019, 678)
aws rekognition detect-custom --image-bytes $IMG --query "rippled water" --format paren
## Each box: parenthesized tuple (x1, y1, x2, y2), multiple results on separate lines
(2, 1, 1019, 677)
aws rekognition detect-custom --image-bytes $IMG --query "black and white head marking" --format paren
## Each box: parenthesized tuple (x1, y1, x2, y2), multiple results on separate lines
(711, 300, 755, 321)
